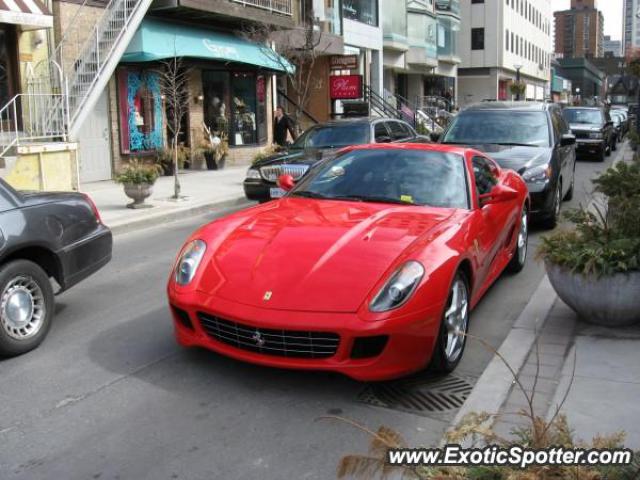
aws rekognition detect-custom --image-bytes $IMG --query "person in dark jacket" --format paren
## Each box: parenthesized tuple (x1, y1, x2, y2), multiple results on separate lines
(273, 106, 297, 146)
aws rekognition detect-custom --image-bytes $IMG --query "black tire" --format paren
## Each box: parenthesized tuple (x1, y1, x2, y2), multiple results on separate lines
(612, 136, 617, 151)
(0, 260, 54, 357)
(540, 180, 561, 230)
(507, 205, 528, 274)
(597, 145, 606, 162)
(605, 141, 612, 156)
(429, 271, 470, 374)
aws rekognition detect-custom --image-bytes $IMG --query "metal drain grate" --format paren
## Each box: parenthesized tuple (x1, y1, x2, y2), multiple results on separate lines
(358, 375, 473, 417)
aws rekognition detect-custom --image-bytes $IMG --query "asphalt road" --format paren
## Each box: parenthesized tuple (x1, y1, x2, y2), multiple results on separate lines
(0, 144, 623, 480)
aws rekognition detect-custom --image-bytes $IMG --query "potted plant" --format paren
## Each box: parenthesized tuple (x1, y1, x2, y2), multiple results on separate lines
(538, 160, 640, 326)
(509, 82, 526, 97)
(202, 123, 229, 170)
(155, 148, 175, 176)
(114, 159, 161, 209)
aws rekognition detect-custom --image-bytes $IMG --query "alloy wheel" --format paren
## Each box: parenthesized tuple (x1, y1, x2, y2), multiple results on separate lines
(0, 275, 46, 340)
(553, 183, 561, 219)
(517, 208, 528, 266)
(443, 278, 469, 363)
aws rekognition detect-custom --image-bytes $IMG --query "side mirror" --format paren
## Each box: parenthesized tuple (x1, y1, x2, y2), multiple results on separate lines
(277, 174, 295, 191)
(376, 135, 392, 143)
(478, 184, 519, 206)
(560, 133, 576, 147)
(430, 132, 442, 142)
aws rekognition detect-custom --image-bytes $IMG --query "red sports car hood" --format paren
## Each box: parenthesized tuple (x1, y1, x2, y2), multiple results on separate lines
(196, 198, 455, 313)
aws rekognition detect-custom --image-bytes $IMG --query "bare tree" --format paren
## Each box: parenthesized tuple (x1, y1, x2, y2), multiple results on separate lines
(242, 8, 330, 131)
(157, 55, 190, 199)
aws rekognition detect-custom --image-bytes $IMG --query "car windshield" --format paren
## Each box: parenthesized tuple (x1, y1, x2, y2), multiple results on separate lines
(291, 124, 370, 149)
(291, 148, 469, 209)
(562, 109, 603, 125)
(441, 111, 550, 147)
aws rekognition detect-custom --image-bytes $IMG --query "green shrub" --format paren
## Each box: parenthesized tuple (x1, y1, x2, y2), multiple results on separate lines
(114, 159, 161, 185)
(538, 159, 640, 276)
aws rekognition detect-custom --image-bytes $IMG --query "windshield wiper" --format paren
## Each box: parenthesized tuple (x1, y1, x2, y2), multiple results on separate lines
(290, 191, 327, 199)
(331, 195, 415, 205)
(494, 142, 540, 147)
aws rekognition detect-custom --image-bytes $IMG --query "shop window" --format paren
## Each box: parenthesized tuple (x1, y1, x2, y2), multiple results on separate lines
(342, 0, 378, 27)
(117, 69, 164, 154)
(203, 70, 266, 147)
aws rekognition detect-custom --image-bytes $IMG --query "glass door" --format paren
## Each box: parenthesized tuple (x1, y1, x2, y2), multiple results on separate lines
(0, 25, 16, 111)
(203, 70, 231, 139)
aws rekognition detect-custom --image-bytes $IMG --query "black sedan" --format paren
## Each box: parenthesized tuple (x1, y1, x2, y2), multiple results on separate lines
(437, 102, 576, 228)
(243, 117, 428, 202)
(0, 180, 112, 356)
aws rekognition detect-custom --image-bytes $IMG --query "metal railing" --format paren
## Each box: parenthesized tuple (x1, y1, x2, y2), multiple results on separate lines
(232, 0, 293, 16)
(0, 94, 69, 158)
(66, 0, 146, 125)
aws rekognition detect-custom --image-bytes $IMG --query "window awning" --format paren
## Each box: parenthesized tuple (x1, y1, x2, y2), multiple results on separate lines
(0, 0, 53, 30)
(122, 19, 293, 73)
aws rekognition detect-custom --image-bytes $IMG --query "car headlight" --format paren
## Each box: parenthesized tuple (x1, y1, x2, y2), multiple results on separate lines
(370, 261, 425, 312)
(174, 240, 207, 286)
(521, 164, 552, 183)
(589, 132, 603, 139)
(246, 168, 261, 180)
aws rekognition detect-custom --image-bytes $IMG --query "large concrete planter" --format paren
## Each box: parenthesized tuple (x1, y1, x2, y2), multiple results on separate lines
(123, 182, 154, 209)
(546, 262, 640, 326)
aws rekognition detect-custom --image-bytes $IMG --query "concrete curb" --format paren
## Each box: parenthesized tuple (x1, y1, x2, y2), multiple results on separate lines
(107, 196, 252, 235)
(446, 275, 558, 438)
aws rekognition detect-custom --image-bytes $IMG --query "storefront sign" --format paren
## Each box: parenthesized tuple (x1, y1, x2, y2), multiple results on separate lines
(203, 39, 240, 61)
(330, 55, 358, 70)
(330, 75, 362, 100)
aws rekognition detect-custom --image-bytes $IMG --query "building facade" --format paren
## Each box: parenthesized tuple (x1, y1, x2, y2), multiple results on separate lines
(554, 0, 604, 59)
(457, 0, 553, 106)
(381, 0, 460, 107)
(624, 0, 637, 55)
(603, 35, 622, 57)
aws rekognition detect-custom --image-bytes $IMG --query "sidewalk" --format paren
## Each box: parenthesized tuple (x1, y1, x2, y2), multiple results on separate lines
(82, 167, 251, 234)
(451, 140, 640, 449)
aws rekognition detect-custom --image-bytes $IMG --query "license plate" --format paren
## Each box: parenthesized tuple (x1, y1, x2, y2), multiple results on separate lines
(270, 187, 286, 198)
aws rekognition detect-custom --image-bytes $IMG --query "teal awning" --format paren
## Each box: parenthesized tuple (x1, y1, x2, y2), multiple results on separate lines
(122, 19, 292, 73)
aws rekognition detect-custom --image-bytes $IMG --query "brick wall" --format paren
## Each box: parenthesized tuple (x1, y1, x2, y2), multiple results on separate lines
(53, 1, 106, 75)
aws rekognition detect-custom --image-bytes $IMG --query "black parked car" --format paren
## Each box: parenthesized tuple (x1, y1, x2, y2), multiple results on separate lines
(437, 102, 576, 228)
(243, 118, 429, 202)
(610, 110, 628, 141)
(0, 180, 112, 356)
(562, 107, 615, 162)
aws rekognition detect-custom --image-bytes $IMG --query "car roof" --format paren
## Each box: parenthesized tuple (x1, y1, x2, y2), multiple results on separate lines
(342, 142, 477, 158)
(563, 106, 602, 110)
(314, 117, 409, 127)
(462, 101, 550, 112)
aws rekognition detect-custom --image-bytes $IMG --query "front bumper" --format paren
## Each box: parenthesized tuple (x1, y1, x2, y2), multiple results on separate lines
(525, 181, 556, 218)
(243, 179, 272, 202)
(575, 139, 605, 156)
(168, 289, 443, 382)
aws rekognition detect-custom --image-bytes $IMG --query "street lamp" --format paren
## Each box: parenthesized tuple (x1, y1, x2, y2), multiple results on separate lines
(514, 64, 523, 101)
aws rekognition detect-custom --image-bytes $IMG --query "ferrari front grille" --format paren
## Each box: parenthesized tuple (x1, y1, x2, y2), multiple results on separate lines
(197, 313, 340, 359)
(259, 164, 309, 182)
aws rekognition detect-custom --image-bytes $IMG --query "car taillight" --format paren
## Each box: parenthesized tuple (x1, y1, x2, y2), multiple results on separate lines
(82, 193, 103, 224)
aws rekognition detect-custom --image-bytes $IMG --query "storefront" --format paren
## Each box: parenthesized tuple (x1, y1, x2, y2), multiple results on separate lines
(113, 19, 289, 166)
(0, 24, 18, 109)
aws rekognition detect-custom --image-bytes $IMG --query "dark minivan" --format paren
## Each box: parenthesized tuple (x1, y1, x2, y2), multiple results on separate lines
(437, 102, 576, 228)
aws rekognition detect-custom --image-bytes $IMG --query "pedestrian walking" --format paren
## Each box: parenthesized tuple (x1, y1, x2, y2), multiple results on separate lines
(273, 106, 297, 147)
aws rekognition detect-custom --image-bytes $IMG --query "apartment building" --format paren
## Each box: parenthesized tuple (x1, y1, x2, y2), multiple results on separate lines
(624, 0, 639, 55)
(554, 0, 604, 58)
(382, 0, 461, 105)
(457, 0, 553, 105)
(604, 35, 622, 57)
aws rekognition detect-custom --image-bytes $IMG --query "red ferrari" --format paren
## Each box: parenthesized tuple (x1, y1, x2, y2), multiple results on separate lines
(167, 144, 529, 381)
